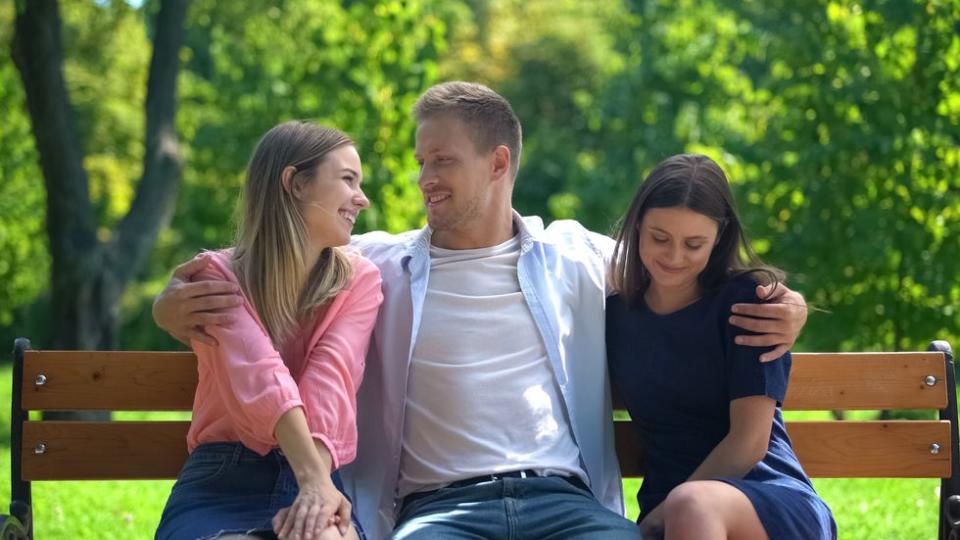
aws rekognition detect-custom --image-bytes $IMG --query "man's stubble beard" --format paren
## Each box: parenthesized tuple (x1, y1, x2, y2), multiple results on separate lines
(428, 192, 485, 233)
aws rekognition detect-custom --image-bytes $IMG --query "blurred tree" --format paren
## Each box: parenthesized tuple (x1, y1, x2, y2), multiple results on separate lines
(122, 0, 455, 348)
(2, 0, 455, 351)
(11, 0, 189, 354)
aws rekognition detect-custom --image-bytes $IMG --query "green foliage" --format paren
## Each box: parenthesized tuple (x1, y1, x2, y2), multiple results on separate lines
(0, 2, 957, 536)
(60, 0, 150, 232)
(0, 1, 453, 349)
(550, 0, 960, 352)
(1, 0, 957, 354)
(440, 0, 959, 352)
(440, 0, 629, 227)
(173, 0, 447, 236)
(721, 0, 960, 352)
(118, 0, 453, 349)
(0, 5, 48, 328)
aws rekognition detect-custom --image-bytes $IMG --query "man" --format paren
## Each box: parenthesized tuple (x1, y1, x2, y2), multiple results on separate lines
(154, 82, 807, 539)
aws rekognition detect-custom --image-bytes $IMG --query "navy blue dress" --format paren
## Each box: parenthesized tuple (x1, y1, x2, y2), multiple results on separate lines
(606, 277, 836, 539)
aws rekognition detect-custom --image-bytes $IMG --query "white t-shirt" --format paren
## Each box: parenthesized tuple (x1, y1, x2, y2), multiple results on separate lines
(397, 235, 586, 497)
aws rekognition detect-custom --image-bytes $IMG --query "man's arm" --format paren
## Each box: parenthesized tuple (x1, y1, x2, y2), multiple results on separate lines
(729, 283, 808, 362)
(152, 256, 243, 346)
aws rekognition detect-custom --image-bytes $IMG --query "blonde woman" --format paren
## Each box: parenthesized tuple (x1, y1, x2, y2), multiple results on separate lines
(155, 121, 382, 540)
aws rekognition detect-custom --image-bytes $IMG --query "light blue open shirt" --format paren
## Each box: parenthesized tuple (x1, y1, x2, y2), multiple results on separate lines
(340, 212, 623, 539)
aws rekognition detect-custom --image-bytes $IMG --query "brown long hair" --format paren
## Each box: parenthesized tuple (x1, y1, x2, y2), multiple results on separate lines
(609, 153, 784, 306)
(233, 121, 355, 347)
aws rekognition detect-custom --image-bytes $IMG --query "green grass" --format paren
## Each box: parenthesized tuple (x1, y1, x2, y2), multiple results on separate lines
(0, 364, 944, 538)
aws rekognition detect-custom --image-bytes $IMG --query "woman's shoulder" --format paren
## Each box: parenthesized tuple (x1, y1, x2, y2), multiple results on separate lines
(716, 273, 764, 305)
(606, 292, 639, 321)
(607, 292, 625, 310)
(344, 249, 380, 277)
(341, 249, 383, 293)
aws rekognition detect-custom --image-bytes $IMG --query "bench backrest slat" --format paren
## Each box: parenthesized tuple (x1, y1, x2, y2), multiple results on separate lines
(611, 351, 953, 479)
(788, 420, 951, 478)
(783, 352, 947, 410)
(615, 420, 951, 478)
(25, 351, 947, 412)
(22, 420, 950, 481)
(22, 351, 196, 411)
(21, 421, 189, 480)
(15, 349, 955, 481)
(613, 352, 948, 411)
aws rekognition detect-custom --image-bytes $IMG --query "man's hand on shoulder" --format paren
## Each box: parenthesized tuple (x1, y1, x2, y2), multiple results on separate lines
(729, 282, 808, 362)
(152, 256, 243, 347)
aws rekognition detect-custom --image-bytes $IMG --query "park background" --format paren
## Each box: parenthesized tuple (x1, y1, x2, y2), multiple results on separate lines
(1, 0, 958, 537)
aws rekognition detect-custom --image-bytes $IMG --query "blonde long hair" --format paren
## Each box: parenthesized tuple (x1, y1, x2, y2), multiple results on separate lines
(233, 121, 355, 347)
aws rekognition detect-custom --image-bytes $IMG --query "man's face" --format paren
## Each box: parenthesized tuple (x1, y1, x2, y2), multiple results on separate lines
(414, 114, 492, 234)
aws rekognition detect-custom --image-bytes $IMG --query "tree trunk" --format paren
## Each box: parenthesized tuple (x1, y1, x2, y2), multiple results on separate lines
(12, 0, 190, 420)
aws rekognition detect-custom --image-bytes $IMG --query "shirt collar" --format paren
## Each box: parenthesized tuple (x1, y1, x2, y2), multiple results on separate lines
(401, 211, 551, 271)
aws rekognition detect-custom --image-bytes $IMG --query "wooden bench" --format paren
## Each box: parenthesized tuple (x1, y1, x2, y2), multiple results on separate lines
(2, 337, 958, 538)
(615, 340, 960, 539)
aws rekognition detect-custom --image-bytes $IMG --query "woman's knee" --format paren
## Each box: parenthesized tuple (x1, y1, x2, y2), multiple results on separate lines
(662, 481, 767, 540)
(663, 481, 713, 520)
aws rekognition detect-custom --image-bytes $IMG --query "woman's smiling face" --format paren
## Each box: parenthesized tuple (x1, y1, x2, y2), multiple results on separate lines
(638, 206, 720, 292)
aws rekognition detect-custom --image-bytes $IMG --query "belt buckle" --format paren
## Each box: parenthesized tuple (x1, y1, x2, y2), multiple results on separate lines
(489, 469, 534, 482)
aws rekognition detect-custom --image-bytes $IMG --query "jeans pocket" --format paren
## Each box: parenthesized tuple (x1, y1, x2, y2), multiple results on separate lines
(173, 453, 229, 490)
(396, 485, 458, 525)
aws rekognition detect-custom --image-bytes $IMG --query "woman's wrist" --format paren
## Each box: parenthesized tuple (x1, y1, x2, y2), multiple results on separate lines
(288, 446, 332, 487)
(274, 408, 333, 486)
(297, 467, 334, 487)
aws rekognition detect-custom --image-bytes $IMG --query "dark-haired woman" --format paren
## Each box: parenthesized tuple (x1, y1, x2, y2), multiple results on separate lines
(606, 154, 836, 539)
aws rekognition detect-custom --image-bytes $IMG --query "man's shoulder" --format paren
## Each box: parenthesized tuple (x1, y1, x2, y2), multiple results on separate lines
(542, 218, 606, 238)
(536, 218, 614, 259)
(350, 228, 422, 266)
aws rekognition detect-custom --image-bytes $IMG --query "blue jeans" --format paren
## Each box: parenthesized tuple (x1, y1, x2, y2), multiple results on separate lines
(390, 475, 641, 540)
(155, 442, 364, 540)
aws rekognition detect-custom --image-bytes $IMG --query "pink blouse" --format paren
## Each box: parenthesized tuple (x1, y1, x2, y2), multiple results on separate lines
(186, 249, 383, 470)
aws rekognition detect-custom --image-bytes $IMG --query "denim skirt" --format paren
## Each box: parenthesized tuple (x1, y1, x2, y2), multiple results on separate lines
(155, 442, 364, 540)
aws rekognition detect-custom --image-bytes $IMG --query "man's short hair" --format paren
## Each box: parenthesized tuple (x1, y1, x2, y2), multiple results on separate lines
(413, 81, 523, 178)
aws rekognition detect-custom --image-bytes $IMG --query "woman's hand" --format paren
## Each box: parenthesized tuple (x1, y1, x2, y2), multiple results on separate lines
(272, 474, 351, 540)
(639, 503, 665, 540)
(273, 408, 351, 539)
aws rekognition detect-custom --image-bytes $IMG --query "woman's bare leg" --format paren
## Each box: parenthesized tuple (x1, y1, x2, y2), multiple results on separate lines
(662, 480, 768, 540)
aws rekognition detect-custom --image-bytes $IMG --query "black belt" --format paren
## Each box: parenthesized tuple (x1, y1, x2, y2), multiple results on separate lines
(400, 470, 589, 511)
(445, 469, 540, 489)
